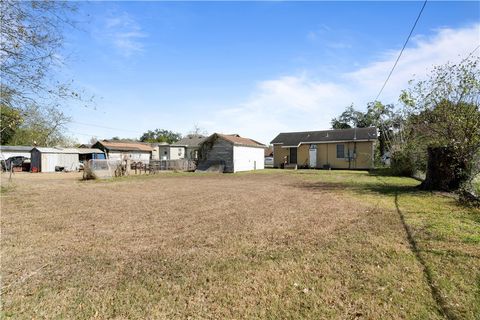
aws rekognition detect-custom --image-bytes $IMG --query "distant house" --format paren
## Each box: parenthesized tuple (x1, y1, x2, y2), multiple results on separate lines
(172, 134, 206, 160)
(92, 140, 153, 163)
(270, 127, 377, 169)
(197, 133, 265, 173)
(0, 145, 33, 161)
(151, 142, 170, 160)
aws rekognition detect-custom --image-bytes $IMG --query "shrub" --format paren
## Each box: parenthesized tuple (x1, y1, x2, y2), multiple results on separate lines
(82, 162, 96, 180)
(390, 150, 416, 177)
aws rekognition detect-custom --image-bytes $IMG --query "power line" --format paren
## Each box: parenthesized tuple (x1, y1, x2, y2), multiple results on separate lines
(70, 120, 143, 134)
(374, 0, 428, 102)
(462, 44, 480, 63)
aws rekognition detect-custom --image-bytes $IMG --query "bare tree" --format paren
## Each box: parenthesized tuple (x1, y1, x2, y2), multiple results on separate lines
(1, 1, 93, 146)
(188, 124, 208, 136)
(9, 105, 72, 147)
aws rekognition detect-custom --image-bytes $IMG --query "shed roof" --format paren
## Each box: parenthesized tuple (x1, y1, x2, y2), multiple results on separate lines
(32, 147, 104, 154)
(96, 140, 153, 152)
(76, 148, 105, 154)
(33, 147, 79, 154)
(270, 127, 377, 146)
(172, 134, 206, 147)
(0, 145, 34, 152)
(204, 133, 265, 148)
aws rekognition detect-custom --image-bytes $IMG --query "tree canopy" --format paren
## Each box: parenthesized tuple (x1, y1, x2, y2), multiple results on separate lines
(139, 129, 182, 144)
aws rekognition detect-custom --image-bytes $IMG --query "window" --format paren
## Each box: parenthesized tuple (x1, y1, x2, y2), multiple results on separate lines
(309, 144, 317, 149)
(178, 148, 182, 156)
(336, 144, 345, 158)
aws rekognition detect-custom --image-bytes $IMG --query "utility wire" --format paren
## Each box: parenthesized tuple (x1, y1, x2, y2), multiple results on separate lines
(70, 120, 144, 134)
(374, 0, 428, 102)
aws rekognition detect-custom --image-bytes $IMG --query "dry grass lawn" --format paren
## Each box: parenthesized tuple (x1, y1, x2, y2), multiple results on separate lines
(1, 170, 479, 319)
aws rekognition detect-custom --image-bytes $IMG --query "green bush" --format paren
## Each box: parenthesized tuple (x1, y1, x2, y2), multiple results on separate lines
(390, 150, 416, 177)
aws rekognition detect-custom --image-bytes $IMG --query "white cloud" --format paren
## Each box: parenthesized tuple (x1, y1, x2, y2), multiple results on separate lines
(103, 12, 147, 57)
(200, 24, 480, 144)
(347, 24, 480, 103)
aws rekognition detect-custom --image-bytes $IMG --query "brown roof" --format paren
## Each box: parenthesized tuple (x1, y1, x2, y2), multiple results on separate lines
(215, 134, 265, 148)
(96, 140, 153, 152)
(270, 127, 377, 146)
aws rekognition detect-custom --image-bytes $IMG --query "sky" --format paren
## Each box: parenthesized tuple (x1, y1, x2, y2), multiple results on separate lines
(61, 1, 480, 144)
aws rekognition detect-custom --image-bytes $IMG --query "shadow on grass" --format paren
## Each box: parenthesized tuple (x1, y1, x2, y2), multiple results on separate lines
(292, 175, 456, 319)
(394, 193, 457, 320)
(293, 180, 420, 197)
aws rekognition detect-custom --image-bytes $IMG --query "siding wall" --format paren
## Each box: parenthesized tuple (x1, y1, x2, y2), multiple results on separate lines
(107, 151, 151, 163)
(200, 139, 234, 172)
(273, 141, 375, 169)
(31, 151, 79, 172)
(169, 147, 185, 160)
(273, 145, 289, 167)
(185, 147, 200, 160)
(232, 146, 265, 172)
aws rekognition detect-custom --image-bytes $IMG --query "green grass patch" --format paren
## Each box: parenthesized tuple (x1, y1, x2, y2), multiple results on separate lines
(287, 169, 480, 319)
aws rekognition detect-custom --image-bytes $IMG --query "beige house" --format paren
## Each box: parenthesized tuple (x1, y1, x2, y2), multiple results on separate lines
(270, 127, 377, 169)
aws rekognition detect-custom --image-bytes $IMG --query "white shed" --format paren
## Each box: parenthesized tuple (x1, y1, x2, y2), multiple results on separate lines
(197, 133, 265, 173)
(31, 147, 80, 172)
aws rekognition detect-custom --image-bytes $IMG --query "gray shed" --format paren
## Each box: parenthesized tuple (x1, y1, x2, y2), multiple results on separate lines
(31, 147, 80, 172)
(197, 133, 265, 173)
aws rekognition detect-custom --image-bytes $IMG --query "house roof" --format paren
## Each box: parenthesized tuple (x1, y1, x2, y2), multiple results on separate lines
(211, 133, 266, 148)
(270, 127, 377, 146)
(172, 134, 206, 147)
(0, 145, 34, 152)
(96, 140, 153, 152)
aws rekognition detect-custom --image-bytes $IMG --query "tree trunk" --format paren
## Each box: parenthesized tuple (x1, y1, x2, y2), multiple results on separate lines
(420, 146, 465, 191)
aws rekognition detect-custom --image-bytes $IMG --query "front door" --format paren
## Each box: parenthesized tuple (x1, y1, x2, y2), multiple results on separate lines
(289, 147, 297, 164)
(309, 145, 317, 168)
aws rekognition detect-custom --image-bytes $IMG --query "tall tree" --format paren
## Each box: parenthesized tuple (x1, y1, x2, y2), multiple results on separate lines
(1, 0, 81, 110)
(400, 56, 480, 191)
(9, 105, 72, 146)
(1, 1, 91, 146)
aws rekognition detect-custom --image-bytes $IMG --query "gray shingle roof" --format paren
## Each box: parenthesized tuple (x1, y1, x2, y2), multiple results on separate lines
(270, 127, 377, 146)
(172, 134, 207, 147)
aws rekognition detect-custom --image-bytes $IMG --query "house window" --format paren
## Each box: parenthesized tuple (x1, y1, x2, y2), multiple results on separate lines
(309, 144, 317, 149)
(178, 148, 182, 156)
(336, 144, 345, 158)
